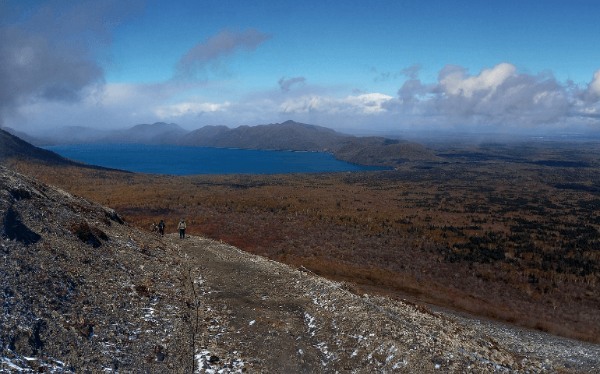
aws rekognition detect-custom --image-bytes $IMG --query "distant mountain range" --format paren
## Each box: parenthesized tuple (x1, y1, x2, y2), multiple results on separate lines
(179, 121, 437, 164)
(2, 121, 438, 167)
(180, 120, 343, 150)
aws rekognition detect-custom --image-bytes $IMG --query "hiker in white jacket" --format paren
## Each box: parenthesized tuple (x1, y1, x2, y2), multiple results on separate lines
(178, 219, 186, 239)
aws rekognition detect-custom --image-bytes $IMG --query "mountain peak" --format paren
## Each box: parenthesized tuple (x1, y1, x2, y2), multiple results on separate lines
(277, 119, 334, 131)
(131, 122, 185, 131)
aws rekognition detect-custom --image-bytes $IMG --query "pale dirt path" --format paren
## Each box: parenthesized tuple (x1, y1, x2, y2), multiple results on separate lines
(164, 234, 600, 373)
(171, 235, 329, 373)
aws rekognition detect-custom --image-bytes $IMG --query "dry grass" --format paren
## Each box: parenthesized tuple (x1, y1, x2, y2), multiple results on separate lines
(11, 157, 600, 343)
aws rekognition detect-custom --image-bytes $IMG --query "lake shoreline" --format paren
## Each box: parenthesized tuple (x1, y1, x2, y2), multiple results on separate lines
(44, 143, 388, 175)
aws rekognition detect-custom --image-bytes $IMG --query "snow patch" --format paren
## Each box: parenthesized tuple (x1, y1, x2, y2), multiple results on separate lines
(195, 349, 245, 373)
(304, 312, 317, 337)
(1, 353, 73, 373)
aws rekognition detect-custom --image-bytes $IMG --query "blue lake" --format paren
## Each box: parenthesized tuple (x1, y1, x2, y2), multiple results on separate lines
(45, 144, 385, 175)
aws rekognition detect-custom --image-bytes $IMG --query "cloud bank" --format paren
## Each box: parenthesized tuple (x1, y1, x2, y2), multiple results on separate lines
(0, 1, 142, 127)
(272, 63, 600, 132)
(390, 63, 572, 127)
(1, 1, 599, 136)
(400, 63, 600, 130)
(159, 63, 600, 132)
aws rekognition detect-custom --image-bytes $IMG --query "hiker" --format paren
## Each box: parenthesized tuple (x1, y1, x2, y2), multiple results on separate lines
(178, 219, 187, 239)
(158, 220, 165, 236)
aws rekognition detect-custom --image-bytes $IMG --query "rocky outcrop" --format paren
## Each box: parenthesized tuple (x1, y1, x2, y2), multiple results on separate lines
(1, 167, 194, 372)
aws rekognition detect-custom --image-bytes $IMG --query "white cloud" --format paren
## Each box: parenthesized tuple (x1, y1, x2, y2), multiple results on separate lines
(280, 93, 393, 115)
(439, 63, 516, 98)
(7, 57, 600, 135)
(100, 83, 141, 106)
(589, 70, 600, 97)
(389, 63, 596, 128)
(11, 82, 169, 132)
(280, 95, 329, 113)
(155, 101, 231, 118)
(345, 93, 394, 113)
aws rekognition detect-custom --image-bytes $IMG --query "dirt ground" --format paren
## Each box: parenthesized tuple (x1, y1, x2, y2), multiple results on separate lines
(168, 234, 600, 373)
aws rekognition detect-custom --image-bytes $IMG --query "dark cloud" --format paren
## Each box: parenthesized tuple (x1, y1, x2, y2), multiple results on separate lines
(372, 64, 421, 83)
(398, 79, 433, 106)
(400, 64, 422, 80)
(278, 76, 306, 92)
(372, 70, 393, 83)
(0, 0, 142, 127)
(176, 29, 271, 79)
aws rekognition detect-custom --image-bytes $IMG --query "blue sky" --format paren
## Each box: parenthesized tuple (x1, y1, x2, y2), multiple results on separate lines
(2, 0, 600, 135)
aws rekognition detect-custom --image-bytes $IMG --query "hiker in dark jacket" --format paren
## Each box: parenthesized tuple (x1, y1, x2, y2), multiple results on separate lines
(158, 220, 165, 236)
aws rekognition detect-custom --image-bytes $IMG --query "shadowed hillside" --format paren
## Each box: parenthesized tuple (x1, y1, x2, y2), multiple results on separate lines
(0, 128, 127, 173)
(0, 128, 73, 165)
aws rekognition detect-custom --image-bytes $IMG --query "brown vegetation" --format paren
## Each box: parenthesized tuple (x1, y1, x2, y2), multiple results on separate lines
(10, 143, 600, 343)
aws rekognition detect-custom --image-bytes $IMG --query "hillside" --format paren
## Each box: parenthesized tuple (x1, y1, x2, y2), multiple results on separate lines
(2, 167, 599, 372)
(103, 122, 189, 144)
(0, 128, 125, 174)
(0, 128, 73, 165)
(181, 120, 344, 150)
(181, 120, 437, 166)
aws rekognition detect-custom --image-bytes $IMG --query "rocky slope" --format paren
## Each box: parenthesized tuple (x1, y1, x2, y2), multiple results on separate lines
(1, 166, 193, 372)
(1, 166, 599, 373)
